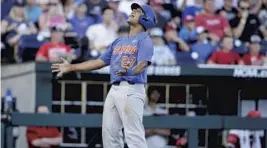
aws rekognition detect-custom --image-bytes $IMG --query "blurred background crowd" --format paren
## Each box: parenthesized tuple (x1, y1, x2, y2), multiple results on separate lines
(1, 0, 267, 148)
(1, 0, 267, 66)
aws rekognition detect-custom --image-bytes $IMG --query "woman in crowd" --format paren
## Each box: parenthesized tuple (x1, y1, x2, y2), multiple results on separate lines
(38, 0, 69, 33)
(1, 1, 37, 61)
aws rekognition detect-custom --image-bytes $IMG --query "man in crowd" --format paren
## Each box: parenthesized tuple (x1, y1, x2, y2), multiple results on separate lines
(144, 87, 171, 148)
(195, 0, 232, 40)
(240, 35, 265, 65)
(179, 15, 197, 45)
(69, 3, 96, 38)
(26, 105, 62, 148)
(191, 26, 218, 63)
(164, 25, 190, 52)
(150, 27, 176, 65)
(35, 26, 75, 62)
(24, 0, 42, 24)
(84, 0, 108, 16)
(86, 6, 118, 53)
(207, 36, 240, 64)
(216, 0, 238, 24)
(231, 0, 267, 43)
(108, 0, 128, 27)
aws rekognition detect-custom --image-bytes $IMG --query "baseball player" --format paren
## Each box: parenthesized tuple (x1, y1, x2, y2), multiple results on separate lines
(51, 3, 157, 148)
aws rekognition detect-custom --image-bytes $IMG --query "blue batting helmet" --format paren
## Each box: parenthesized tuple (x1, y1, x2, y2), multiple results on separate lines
(131, 3, 157, 30)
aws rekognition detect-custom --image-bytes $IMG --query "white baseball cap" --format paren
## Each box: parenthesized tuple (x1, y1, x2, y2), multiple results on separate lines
(150, 27, 163, 37)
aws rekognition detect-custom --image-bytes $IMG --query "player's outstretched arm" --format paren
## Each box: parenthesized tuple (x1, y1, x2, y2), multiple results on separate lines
(51, 57, 106, 78)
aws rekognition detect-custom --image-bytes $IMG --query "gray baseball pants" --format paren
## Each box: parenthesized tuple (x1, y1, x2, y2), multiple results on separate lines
(102, 81, 147, 148)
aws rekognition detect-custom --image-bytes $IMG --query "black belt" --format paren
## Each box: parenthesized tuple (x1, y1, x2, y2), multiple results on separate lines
(113, 81, 135, 85)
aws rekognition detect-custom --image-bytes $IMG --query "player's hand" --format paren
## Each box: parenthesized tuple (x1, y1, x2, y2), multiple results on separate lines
(51, 57, 71, 78)
(116, 69, 127, 76)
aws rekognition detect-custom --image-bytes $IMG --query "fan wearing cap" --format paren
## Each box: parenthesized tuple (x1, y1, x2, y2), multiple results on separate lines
(227, 110, 264, 148)
(36, 26, 74, 62)
(69, 3, 96, 38)
(164, 24, 190, 52)
(52, 3, 157, 148)
(207, 36, 240, 64)
(239, 35, 264, 65)
(150, 27, 176, 65)
(191, 26, 218, 63)
(178, 15, 197, 44)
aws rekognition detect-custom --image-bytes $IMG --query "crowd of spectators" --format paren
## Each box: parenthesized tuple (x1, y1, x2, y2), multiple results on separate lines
(1, 0, 267, 66)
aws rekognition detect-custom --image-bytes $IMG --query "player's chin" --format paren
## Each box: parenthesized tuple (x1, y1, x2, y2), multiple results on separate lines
(127, 18, 132, 23)
(127, 18, 135, 24)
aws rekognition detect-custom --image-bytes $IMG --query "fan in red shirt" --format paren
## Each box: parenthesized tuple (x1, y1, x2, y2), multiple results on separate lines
(240, 35, 264, 66)
(26, 106, 62, 148)
(195, 0, 232, 40)
(227, 110, 264, 148)
(36, 26, 74, 62)
(208, 36, 240, 64)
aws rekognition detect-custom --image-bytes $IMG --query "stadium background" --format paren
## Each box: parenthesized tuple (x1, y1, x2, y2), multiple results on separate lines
(1, 0, 267, 148)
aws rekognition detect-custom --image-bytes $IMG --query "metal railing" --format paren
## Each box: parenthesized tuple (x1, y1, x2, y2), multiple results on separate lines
(55, 80, 208, 147)
(3, 113, 267, 148)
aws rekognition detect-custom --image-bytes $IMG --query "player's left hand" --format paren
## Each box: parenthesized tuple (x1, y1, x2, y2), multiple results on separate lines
(116, 69, 127, 76)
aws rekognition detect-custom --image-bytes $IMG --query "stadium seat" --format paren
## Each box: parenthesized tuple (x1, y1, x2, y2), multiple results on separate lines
(234, 43, 249, 55)
(18, 35, 48, 62)
(260, 40, 267, 55)
(175, 52, 197, 65)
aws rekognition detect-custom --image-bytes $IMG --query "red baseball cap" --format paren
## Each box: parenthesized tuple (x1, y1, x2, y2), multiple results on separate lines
(184, 15, 195, 22)
(247, 110, 261, 118)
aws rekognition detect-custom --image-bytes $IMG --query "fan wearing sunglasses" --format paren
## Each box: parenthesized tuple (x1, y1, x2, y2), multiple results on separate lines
(231, 0, 267, 43)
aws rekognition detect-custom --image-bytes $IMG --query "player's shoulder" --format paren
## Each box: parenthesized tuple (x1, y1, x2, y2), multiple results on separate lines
(112, 37, 124, 44)
(139, 32, 151, 39)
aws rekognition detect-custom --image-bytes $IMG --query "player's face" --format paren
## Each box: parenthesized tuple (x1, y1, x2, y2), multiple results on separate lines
(127, 8, 144, 25)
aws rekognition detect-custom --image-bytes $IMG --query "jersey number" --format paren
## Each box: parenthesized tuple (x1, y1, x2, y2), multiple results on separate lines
(121, 56, 136, 69)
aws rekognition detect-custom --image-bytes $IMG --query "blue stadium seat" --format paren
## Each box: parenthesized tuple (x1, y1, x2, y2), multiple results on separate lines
(175, 52, 197, 65)
(234, 43, 249, 55)
(260, 40, 267, 55)
(18, 35, 48, 62)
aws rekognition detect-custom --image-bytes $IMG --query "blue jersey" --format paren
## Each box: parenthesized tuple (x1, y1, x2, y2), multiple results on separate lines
(100, 32, 154, 84)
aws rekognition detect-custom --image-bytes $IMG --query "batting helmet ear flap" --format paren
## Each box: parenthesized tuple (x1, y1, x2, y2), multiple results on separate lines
(139, 15, 155, 30)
